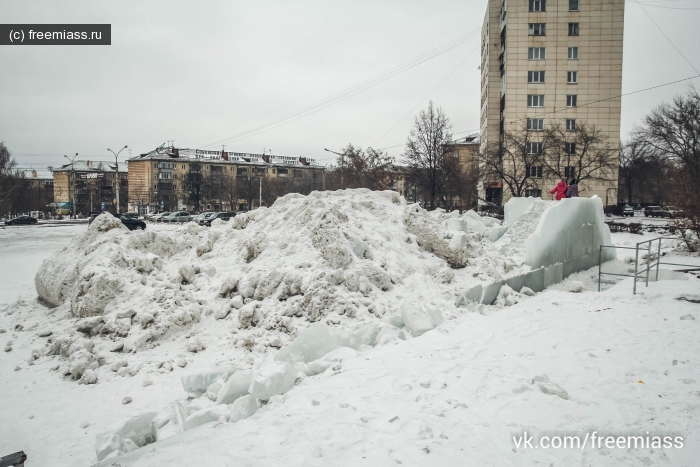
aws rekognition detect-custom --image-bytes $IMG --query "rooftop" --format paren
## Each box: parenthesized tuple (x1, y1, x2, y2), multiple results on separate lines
(130, 145, 323, 168)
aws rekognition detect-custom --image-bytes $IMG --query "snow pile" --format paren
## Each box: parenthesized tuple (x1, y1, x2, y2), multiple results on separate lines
(32, 190, 511, 384)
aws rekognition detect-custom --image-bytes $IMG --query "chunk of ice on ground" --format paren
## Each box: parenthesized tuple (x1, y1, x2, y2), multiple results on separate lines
(216, 369, 254, 405)
(180, 366, 239, 395)
(95, 412, 157, 461)
(274, 322, 342, 363)
(248, 361, 297, 400)
(400, 302, 435, 337)
(229, 395, 259, 424)
(183, 404, 230, 431)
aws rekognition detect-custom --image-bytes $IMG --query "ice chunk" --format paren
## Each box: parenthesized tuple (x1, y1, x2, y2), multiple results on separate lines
(274, 322, 342, 364)
(183, 404, 230, 431)
(568, 281, 584, 293)
(422, 303, 444, 327)
(400, 302, 434, 337)
(95, 434, 138, 462)
(180, 366, 239, 395)
(539, 383, 569, 400)
(442, 218, 467, 232)
(248, 361, 297, 400)
(216, 369, 254, 405)
(95, 412, 157, 461)
(448, 232, 470, 250)
(525, 197, 615, 269)
(504, 197, 537, 227)
(229, 395, 259, 424)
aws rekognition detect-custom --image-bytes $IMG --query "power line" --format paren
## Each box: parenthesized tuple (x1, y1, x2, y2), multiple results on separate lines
(633, 1, 700, 74)
(371, 46, 478, 147)
(197, 28, 481, 149)
(377, 73, 700, 151)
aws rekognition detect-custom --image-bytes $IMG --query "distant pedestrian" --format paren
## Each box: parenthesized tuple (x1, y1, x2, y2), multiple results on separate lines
(566, 179, 579, 198)
(549, 179, 568, 201)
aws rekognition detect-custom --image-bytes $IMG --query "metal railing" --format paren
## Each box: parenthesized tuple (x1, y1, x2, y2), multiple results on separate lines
(598, 235, 700, 293)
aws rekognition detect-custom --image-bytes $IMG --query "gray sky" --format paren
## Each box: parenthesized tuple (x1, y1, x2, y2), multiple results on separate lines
(2, 0, 699, 177)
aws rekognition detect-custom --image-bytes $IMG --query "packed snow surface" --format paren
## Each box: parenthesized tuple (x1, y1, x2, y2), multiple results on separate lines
(1, 197, 699, 466)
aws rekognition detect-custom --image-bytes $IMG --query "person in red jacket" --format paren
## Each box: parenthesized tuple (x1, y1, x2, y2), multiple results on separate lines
(549, 179, 568, 200)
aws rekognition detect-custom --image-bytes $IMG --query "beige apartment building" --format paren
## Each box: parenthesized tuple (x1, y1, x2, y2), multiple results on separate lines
(127, 146, 325, 214)
(52, 161, 127, 215)
(480, 0, 623, 205)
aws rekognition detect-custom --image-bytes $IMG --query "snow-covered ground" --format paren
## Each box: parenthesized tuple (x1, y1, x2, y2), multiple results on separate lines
(1, 197, 698, 466)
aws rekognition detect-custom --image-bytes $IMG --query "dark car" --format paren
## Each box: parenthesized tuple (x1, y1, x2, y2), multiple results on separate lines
(661, 206, 685, 218)
(119, 215, 146, 230)
(201, 212, 236, 226)
(644, 206, 664, 217)
(5, 215, 38, 226)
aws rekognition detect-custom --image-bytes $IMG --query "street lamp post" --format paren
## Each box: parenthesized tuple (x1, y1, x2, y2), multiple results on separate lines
(107, 145, 128, 214)
(324, 148, 347, 189)
(64, 153, 78, 218)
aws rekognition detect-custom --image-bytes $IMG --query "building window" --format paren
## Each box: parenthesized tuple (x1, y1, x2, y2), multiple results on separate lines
(526, 142, 543, 154)
(568, 47, 579, 60)
(566, 119, 577, 131)
(569, 0, 579, 11)
(528, 23, 546, 36)
(528, 47, 546, 60)
(568, 23, 579, 36)
(564, 166, 576, 178)
(567, 71, 578, 84)
(527, 118, 544, 131)
(525, 188, 542, 197)
(528, 71, 545, 83)
(527, 166, 543, 178)
(566, 95, 577, 107)
(529, 0, 546, 12)
(565, 142, 577, 154)
(527, 94, 545, 107)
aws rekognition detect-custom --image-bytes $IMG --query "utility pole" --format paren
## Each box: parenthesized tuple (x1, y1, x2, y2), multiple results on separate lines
(64, 153, 78, 218)
(324, 148, 347, 189)
(259, 173, 262, 207)
(107, 145, 128, 214)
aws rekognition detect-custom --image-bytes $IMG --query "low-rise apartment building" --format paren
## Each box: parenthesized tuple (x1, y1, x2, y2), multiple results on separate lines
(127, 146, 325, 214)
(52, 161, 127, 215)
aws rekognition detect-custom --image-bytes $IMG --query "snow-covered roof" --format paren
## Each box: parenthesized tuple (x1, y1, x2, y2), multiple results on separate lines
(50, 160, 121, 173)
(131, 146, 323, 169)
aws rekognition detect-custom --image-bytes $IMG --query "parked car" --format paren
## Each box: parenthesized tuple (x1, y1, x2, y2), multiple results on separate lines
(194, 212, 215, 223)
(152, 212, 171, 223)
(200, 212, 236, 226)
(622, 204, 634, 217)
(163, 211, 193, 223)
(661, 206, 685, 218)
(644, 206, 664, 217)
(118, 215, 147, 230)
(4, 215, 38, 226)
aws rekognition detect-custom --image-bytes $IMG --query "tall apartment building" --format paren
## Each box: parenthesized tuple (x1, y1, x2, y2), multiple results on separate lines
(480, 0, 624, 205)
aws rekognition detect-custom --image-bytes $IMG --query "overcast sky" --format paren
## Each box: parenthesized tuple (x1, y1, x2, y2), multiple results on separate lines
(2, 0, 699, 176)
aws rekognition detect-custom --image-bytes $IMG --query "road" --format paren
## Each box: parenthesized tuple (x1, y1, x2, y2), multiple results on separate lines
(0, 223, 85, 307)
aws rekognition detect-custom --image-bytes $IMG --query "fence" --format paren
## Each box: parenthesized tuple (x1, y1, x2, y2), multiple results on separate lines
(598, 235, 699, 294)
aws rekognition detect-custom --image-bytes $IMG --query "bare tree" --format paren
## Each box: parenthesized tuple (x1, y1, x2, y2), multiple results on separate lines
(477, 125, 548, 199)
(542, 123, 618, 188)
(335, 144, 394, 191)
(181, 162, 208, 212)
(618, 136, 655, 204)
(637, 87, 700, 209)
(403, 102, 453, 210)
(0, 142, 23, 211)
(636, 87, 700, 251)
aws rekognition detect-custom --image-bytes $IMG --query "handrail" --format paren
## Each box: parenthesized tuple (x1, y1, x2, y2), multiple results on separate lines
(598, 235, 699, 294)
